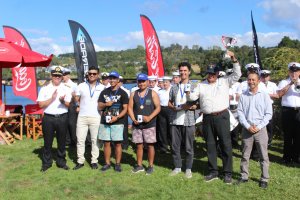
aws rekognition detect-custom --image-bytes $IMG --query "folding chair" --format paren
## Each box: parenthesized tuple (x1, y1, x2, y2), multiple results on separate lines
(4, 105, 24, 140)
(25, 104, 43, 140)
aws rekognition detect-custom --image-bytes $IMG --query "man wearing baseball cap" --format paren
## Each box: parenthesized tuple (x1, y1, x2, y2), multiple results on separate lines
(98, 71, 129, 172)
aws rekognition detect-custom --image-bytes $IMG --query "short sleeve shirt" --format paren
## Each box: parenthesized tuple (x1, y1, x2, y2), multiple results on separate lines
(37, 82, 72, 115)
(98, 87, 129, 125)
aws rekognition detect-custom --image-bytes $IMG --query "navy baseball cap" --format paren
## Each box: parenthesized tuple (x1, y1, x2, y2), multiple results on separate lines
(137, 73, 148, 81)
(109, 71, 120, 78)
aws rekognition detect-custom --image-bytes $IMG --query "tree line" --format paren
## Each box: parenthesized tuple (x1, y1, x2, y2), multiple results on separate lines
(2, 36, 300, 81)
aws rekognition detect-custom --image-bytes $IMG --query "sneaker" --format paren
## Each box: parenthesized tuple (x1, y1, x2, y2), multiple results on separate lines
(169, 168, 181, 176)
(235, 178, 249, 185)
(101, 164, 111, 172)
(205, 174, 219, 182)
(114, 164, 122, 172)
(131, 165, 145, 173)
(259, 181, 268, 189)
(91, 163, 98, 170)
(185, 169, 192, 179)
(224, 175, 232, 184)
(146, 166, 154, 175)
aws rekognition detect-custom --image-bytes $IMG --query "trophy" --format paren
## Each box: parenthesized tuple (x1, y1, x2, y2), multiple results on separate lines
(221, 36, 237, 61)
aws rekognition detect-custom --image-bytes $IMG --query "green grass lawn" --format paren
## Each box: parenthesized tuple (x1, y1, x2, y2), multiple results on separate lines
(0, 137, 299, 200)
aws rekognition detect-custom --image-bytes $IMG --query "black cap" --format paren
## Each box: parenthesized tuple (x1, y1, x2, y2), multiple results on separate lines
(206, 65, 220, 74)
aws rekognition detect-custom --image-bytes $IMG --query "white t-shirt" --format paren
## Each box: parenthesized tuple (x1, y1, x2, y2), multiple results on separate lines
(76, 82, 105, 117)
(64, 79, 77, 93)
(37, 82, 72, 115)
(277, 78, 300, 107)
(173, 83, 187, 125)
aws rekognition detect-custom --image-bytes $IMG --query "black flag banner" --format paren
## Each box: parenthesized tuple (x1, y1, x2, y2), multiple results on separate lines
(251, 11, 263, 70)
(68, 20, 98, 83)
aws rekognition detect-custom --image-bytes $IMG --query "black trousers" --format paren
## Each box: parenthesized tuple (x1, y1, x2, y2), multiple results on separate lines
(282, 107, 300, 162)
(66, 101, 77, 146)
(203, 110, 232, 176)
(42, 113, 68, 168)
(157, 106, 172, 152)
(171, 125, 195, 169)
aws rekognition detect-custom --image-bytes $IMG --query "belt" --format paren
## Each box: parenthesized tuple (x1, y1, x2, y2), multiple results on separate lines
(205, 109, 227, 116)
(45, 113, 68, 118)
(282, 106, 300, 111)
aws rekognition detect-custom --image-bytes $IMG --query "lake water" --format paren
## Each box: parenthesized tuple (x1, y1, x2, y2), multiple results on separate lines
(2, 83, 136, 107)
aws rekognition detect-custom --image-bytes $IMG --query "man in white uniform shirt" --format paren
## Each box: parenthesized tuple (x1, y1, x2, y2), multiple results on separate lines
(172, 71, 181, 85)
(186, 50, 241, 184)
(73, 66, 105, 170)
(157, 76, 172, 153)
(37, 66, 72, 172)
(148, 75, 160, 93)
(260, 70, 279, 145)
(277, 62, 300, 164)
(62, 68, 78, 147)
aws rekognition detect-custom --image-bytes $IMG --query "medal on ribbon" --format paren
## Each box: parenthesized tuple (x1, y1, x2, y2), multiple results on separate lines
(138, 88, 149, 110)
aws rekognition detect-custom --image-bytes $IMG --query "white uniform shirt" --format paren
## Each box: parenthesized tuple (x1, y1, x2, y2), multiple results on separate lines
(150, 86, 160, 93)
(264, 81, 278, 104)
(64, 79, 77, 93)
(229, 82, 240, 96)
(158, 87, 171, 106)
(37, 82, 72, 115)
(76, 82, 105, 117)
(277, 78, 300, 107)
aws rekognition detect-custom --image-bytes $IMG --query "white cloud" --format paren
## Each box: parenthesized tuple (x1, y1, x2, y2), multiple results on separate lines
(26, 30, 299, 56)
(260, 0, 300, 32)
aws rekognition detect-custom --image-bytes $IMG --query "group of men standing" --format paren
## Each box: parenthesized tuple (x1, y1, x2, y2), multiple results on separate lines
(37, 51, 300, 189)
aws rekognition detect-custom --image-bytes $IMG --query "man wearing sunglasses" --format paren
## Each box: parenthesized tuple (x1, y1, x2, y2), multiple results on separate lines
(73, 66, 105, 170)
(37, 66, 72, 172)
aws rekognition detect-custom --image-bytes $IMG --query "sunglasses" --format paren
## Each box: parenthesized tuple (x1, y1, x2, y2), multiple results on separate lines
(52, 74, 62, 78)
(88, 72, 98, 76)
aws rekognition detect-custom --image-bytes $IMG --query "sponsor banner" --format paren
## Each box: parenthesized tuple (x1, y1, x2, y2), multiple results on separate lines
(68, 20, 98, 83)
(140, 15, 164, 77)
(3, 26, 38, 102)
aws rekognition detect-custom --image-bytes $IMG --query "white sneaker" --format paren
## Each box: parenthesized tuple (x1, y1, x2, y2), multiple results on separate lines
(169, 168, 181, 176)
(185, 169, 192, 179)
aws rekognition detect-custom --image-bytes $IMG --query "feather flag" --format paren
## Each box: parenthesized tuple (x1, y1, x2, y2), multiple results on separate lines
(69, 20, 98, 83)
(140, 14, 164, 77)
(3, 26, 38, 102)
(251, 11, 263, 69)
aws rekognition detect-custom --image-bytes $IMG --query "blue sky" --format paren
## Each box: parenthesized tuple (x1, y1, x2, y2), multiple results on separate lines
(0, 0, 299, 55)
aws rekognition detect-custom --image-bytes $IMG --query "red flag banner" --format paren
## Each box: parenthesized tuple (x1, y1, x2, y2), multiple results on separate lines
(140, 15, 164, 77)
(3, 26, 38, 102)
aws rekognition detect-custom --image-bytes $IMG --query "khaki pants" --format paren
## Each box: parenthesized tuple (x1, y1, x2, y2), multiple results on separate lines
(240, 127, 269, 182)
(76, 116, 100, 164)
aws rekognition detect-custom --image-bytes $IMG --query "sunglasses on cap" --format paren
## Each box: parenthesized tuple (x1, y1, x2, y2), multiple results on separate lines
(52, 74, 62, 77)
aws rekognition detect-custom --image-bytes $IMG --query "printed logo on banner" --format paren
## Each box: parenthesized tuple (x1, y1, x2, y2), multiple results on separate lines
(146, 35, 159, 76)
(76, 28, 89, 74)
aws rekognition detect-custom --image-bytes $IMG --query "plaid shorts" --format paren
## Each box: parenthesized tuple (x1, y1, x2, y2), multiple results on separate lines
(132, 127, 156, 144)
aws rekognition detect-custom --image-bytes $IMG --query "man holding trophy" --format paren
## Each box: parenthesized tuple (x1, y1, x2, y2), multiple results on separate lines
(186, 48, 241, 184)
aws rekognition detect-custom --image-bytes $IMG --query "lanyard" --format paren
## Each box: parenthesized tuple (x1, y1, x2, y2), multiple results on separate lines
(110, 87, 120, 100)
(86, 81, 99, 98)
(179, 83, 185, 100)
(138, 88, 149, 108)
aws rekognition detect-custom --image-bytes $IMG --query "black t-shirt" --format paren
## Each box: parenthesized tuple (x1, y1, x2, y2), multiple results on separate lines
(98, 87, 129, 125)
